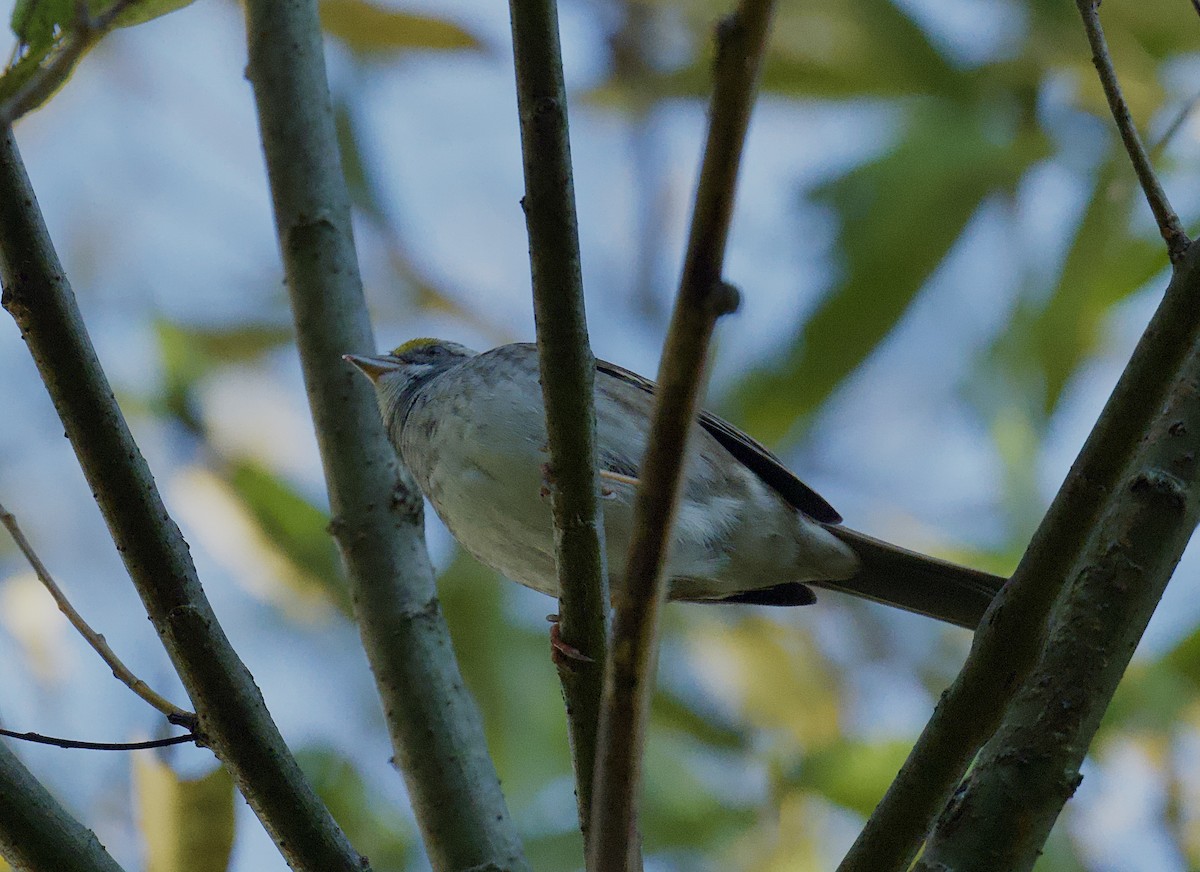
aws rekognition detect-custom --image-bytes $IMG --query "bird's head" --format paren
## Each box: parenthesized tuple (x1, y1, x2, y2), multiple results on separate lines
(344, 338, 477, 424)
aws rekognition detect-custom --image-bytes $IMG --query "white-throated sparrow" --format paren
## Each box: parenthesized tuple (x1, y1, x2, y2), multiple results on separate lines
(346, 339, 1004, 629)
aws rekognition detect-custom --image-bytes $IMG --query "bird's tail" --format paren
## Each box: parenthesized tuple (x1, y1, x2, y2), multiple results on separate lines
(815, 525, 1006, 630)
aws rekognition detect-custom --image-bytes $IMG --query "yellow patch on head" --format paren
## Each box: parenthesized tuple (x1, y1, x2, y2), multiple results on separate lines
(389, 337, 444, 356)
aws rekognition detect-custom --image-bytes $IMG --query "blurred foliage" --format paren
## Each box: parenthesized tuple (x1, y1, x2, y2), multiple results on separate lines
(133, 757, 235, 872)
(319, 0, 480, 56)
(144, 0, 1200, 864)
(155, 319, 291, 433)
(222, 459, 354, 617)
(2, 0, 479, 118)
(784, 738, 912, 818)
(4, 0, 1199, 868)
(3, 0, 196, 112)
(297, 746, 414, 871)
(731, 99, 1050, 441)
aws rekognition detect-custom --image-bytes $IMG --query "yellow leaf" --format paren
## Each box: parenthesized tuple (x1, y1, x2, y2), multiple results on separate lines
(319, 0, 480, 55)
(134, 756, 235, 872)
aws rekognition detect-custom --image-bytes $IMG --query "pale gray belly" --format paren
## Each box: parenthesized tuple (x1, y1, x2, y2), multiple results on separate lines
(398, 384, 855, 600)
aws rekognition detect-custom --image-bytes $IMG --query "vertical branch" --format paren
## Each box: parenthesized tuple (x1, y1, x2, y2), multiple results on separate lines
(587, 2, 771, 869)
(0, 126, 367, 872)
(241, 0, 529, 869)
(507, 0, 611, 838)
(0, 740, 127, 872)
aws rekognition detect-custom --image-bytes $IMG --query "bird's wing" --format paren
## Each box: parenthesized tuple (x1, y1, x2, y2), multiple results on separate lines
(595, 359, 842, 524)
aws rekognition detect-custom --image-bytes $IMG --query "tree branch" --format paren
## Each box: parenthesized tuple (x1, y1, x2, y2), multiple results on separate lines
(0, 500, 195, 727)
(0, 729, 196, 751)
(587, 3, 770, 869)
(1075, 0, 1189, 260)
(838, 8, 1200, 867)
(241, 0, 529, 868)
(0, 740, 127, 872)
(836, 240, 1200, 872)
(507, 0, 610, 840)
(0, 125, 366, 872)
(916, 317, 1200, 870)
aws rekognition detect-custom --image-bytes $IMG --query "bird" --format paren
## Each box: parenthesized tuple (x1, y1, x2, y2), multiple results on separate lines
(344, 339, 1005, 630)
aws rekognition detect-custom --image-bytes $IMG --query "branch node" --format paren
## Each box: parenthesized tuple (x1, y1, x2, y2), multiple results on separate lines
(1130, 469, 1187, 509)
(706, 280, 741, 317)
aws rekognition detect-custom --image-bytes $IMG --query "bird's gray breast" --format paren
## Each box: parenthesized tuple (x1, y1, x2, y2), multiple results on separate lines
(397, 365, 562, 593)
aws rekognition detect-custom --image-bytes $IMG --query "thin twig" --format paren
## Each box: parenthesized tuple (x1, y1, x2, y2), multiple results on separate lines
(1151, 90, 1200, 158)
(916, 309, 1200, 870)
(0, 728, 196, 751)
(0, 124, 369, 872)
(0, 0, 141, 127)
(507, 0, 610, 842)
(1075, 0, 1189, 260)
(587, 3, 770, 869)
(0, 501, 196, 727)
(836, 227, 1200, 872)
(241, 0, 528, 865)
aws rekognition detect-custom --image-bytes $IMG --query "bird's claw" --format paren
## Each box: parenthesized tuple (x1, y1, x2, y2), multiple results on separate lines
(546, 614, 593, 666)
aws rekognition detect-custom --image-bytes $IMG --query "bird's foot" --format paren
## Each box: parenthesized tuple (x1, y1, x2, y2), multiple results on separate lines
(599, 469, 639, 498)
(546, 614, 594, 667)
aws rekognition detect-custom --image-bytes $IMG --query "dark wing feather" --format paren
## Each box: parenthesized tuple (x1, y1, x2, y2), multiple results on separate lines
(710, 582, 817, 606)
(595, 359, 842, 524)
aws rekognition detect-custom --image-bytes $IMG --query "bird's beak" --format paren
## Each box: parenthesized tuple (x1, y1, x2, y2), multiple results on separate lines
(343, 353, 401, 383)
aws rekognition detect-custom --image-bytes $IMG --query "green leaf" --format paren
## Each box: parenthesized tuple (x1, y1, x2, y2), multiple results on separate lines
(641, 731, 756, 853)
(155, 319, 291, 432)
(10, 0, 67, 54)
(4, 0, 197, 116)
(0, 48, 48, 107)
(728, 100, 1049, 444)
(651, 689, 749, 751)
(1029, 193, 1165, 413)
(1032, 823, 1090, 872)
(684, 613, 843, 747)
(134, 758, 235, 872)
(1159, 626, 1200, 694)
(436, 553, 574, 800)
(156, 320, 292, 369)
(589, 0, 963, 104)
(319, 0, 481, 55)
(334, 100, 383, 225)
(296, 747, 412, 871)
(1101, 660, 1194, 735)
(223, 459, 353, 618)
(785, 738, 912, 816)
(4, 0, 69, 111)
(108, 0, 198, 30)
(986, 162, 1166, 420)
